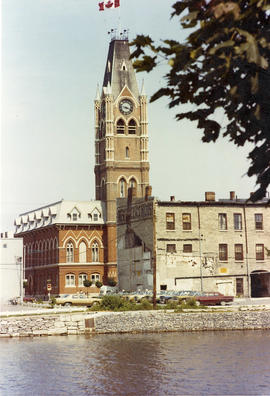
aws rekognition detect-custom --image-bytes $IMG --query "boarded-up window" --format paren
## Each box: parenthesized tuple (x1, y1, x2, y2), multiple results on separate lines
(166, 213, 175, 230)
(166, 244, 176, 253)
(183, 244, 192, 253)
(182, 213, 191, 230)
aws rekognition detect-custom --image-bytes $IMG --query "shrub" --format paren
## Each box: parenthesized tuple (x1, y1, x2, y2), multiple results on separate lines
(50, 297, 56, 307)
(107, 278, 117, 287)
(138, 298, 153, 310)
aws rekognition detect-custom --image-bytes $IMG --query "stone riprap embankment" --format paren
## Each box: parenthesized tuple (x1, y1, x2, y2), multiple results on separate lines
(1, 308, 270, 337)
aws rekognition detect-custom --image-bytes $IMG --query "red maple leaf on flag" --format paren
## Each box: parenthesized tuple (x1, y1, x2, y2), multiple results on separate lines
(105, 0, 113, 8)
(115, 0, 120, 7)
(99, 2, 104, 11)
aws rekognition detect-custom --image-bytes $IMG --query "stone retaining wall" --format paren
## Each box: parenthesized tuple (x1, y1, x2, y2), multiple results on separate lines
(1, 309, 270, 337)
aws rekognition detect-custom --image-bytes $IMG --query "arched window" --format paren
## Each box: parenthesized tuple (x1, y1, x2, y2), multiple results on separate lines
(117, 119, 125, 134)
(128, 119, 136, 134)
(91, 273, 100, 282)
(125, 147, 130, 158)
(129, 178, 137, 196)
(119, 178, 126, 198)
(79, 241, 87, 263)
(53, 238, 58, 264)
(65, 273, 75, 287)
(66, 242, 74, 263)
(92, 242, 99, 262)
(78, 273, 87, 287)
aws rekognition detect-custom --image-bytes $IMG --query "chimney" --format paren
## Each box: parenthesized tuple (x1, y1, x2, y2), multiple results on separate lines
(170, 196, 175, 201)
(230, 191, 236, 200)
(145, 186, 152, 201)
(205, 192, 215, 202)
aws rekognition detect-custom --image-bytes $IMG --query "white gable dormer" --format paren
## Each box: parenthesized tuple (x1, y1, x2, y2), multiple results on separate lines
(67, 206, 81, 222)
(88, 207, 101, 222)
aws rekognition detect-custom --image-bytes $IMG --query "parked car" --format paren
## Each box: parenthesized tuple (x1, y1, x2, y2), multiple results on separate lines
(196, 292, 234, 306)
(55, 294, 102, 307)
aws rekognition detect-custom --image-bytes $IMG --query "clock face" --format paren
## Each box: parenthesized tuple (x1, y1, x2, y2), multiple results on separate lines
(119, 99, 133, 115)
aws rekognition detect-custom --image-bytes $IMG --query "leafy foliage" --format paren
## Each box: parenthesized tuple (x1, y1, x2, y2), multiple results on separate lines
(130, 0, 270, 200)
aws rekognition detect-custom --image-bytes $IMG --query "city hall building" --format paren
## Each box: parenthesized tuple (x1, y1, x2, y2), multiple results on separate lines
(117, 190, 270, 297)
(14, 31, 150, 297)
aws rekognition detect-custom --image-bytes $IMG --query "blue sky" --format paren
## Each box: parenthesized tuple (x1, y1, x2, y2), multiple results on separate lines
(1, 0, 259, 231)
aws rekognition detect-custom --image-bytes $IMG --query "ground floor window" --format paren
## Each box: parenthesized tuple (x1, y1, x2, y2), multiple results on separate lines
(78, 273, 87, 287)
(91, 273, 100, 282)
(65, 274, 75, 287)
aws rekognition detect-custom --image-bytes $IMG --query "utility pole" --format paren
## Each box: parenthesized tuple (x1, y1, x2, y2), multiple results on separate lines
(152, 199, 157, 309)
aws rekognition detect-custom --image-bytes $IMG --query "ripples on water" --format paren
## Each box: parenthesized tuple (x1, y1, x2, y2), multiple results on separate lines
(0, 330, 270, 395)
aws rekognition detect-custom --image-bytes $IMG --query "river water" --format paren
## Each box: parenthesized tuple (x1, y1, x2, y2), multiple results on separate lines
(1, 330, 270, 395)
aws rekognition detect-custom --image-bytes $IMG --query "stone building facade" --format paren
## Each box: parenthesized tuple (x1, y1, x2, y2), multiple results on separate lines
(117, 191, 270, 297)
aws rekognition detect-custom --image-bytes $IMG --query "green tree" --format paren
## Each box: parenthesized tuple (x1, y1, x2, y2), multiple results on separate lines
(130, 0, 270, 201)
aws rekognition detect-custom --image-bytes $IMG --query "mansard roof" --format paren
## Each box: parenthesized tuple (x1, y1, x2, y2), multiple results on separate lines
(14, 200, 106, 234)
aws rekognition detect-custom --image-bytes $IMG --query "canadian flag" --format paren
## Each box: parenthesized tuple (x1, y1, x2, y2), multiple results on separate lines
(99, 0, 120, 11)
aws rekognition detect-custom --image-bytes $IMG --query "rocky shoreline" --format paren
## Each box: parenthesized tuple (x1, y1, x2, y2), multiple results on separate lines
(1, 307, 270, 337)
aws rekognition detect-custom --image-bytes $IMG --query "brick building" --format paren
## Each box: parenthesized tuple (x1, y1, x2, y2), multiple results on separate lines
(14, 200, 117, 297)
(117, 190, 270, 297)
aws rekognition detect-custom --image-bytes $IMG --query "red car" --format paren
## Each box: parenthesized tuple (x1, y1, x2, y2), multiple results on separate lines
(196, 292, 234, 306)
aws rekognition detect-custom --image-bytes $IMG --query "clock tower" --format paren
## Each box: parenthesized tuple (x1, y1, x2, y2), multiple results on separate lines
(94, 31, 150, 269)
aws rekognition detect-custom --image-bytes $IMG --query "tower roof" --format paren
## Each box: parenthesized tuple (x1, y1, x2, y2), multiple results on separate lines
(103, 38, 139, 100)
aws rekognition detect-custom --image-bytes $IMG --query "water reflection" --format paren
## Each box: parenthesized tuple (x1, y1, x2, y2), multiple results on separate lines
(0, 331, 270, 395)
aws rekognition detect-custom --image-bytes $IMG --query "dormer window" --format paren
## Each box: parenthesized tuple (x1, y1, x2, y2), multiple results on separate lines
(73, 213, 77, 221)
(93, 213, 99, 222)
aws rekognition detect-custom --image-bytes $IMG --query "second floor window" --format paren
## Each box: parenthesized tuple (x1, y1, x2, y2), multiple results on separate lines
(235, 244, 244, 261)
(234, 213, 242, 230)
(255, 214, 263, 230)
(66, 242, 74, 263)
(92, 242, 99, 262)
(166, 213, 175, 230)
(182, 213, 191, 230)
(219, 214, 227, 230)
(256, 244, 264, 260)
(219, 244, 228, 261)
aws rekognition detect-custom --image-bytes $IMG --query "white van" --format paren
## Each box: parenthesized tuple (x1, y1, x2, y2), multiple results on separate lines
(99, 285, 118, 296)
